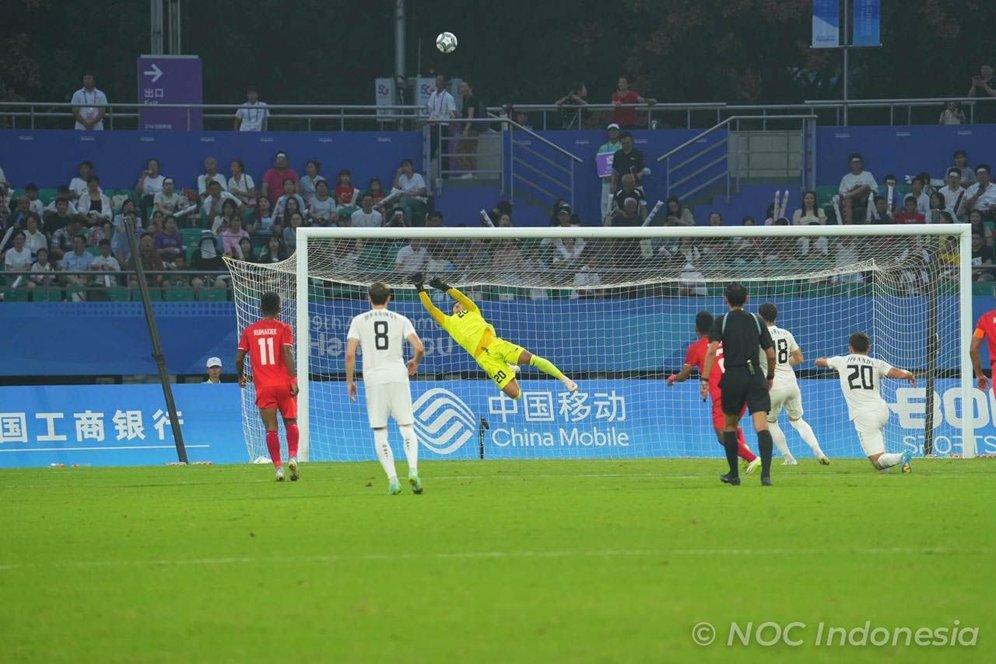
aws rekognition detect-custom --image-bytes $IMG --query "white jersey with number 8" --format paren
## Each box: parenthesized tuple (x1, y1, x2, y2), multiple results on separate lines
(826, 354, 893, 421)
(760, 325, 800, 389)
(346, 309, 416, 386)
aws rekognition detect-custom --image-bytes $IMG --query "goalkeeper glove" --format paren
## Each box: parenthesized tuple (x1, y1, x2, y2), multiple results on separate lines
(429, 277, 451, 291)
(410, 272, 425, 292)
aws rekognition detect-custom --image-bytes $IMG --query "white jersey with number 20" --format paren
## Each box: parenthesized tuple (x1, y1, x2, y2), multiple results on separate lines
(826, 354, 893, 421)
(346, 309, 416, 386)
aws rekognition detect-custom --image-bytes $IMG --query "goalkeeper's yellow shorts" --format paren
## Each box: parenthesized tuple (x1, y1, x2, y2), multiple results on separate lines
(475, 337, 524, 389)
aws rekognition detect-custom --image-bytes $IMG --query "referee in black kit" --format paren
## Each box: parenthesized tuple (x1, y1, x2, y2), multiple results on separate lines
(701, 283, 777, 486)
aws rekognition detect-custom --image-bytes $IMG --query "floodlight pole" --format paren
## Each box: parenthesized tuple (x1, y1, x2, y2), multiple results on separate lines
(125, 218, 188, 463)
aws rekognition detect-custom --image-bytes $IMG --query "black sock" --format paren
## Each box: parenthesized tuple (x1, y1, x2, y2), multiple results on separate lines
(758, 430, 774, 478)
(722, 430, 739, 476)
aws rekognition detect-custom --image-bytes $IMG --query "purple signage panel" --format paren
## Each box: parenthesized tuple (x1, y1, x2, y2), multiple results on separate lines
(137, 55, 203, 131)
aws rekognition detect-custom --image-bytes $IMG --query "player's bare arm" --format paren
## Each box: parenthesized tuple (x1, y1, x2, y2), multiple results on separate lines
(700, 341, 720, 400)
(667, 363, 695, 386)
(764, 346, 776, 389)
(235, 349, 248, 388)
(886, 367, 916, 386)
(970, 336, 991, 391)
(344, 337, 359, 401)
(814, 357, 830, 368)
(282, 344, 299, 396)
(790, 348, 804, 366)
(407, 332, 425, 377)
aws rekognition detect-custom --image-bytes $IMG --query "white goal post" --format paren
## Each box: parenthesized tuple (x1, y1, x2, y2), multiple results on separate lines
(228, 223, 976, 463)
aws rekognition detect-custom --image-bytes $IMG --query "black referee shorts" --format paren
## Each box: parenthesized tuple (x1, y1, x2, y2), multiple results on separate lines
(719, 369, 771, 417)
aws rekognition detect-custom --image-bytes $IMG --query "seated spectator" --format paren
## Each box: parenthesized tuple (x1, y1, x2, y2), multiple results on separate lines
(395, 239, 429, 275)
(336, 190, 358, 222)
(968, 210, 993, 247)
(258, 236, 289, 263)
(836, 153, 877, 224)
(959, 164, 996, 219)
(202, 181, 240, 225)
(301, 160, 326, 203)
(45, 186, 79, 216)
(894, 196, 925, 224)
(4, 232, 32, 274)
(261, 152, 300, 207)
(366, 177, 386, 208)
(495, 212, 513, 227)
(793, 190, 827, 225)
(927, 192, 954, 224)
(111, 200, 142, 264)
(147, 210, 165, 236)
(274, 178, 306, 221)
(610, 174, 648, 221)
(385, 159, 429, 225)
(707, 212, 723, 226)
(197, 157, 227, 202)
(154, 177, 186, 216)
(236, 237, 255, 261)
(607, 197, 643, 227)
(909, 176, 931, 217)
(221, 216, 251, 257)
(90, 238, 121, 287)
(28, 247, 55, 291)
(940, 168, 966, 218)
(44, 197, 80, 237)
(678, 260, 707, 297)
(134, 158, 165, 213)
(878, 174, 902, 213)
(549, 235, 586, 265)
(7, 197, 33, 230)
(23, 184, 45, 218)
(126, 234, 168, 288)
(972, 233, 995, 281)
(276, 195, 304, 228)
(868, 196, 894, 224)
(154, 215, 184, 263)
(741, 216, 756, 226)
(307, 180, 336, 225)
(190, 232, 225, 288)
(61, 234, 94, 286)
(228, 159, 257, 207)
(351, 193, 383, 228)
(68, 160, 95, 200)
(940, 101, 967, 125)
(283, 212, 305, 251)
(254, 197, 275, 235)
(664, 196, 695, 226)
(78, 176, 112, 225)
(50, 219, 83, 260)
(554, 203, 579, 228)
(333, 169, 356, 205)
(952, 150, 975, 187)
(22, 214, 47, 256)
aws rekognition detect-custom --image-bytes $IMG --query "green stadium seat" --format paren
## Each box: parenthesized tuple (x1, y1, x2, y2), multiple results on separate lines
(165, 286, 195, 301)
(65, 285, 86, 301)
(198, 287, 228, 302)
(32, 286, 64, 302)
(2, 288, 30, 302)
(107, 287, 131, 302)
(145, 288, 164, 301)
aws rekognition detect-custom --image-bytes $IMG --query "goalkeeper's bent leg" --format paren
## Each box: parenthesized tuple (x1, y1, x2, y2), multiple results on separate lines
(527, 354, 565, 380)
(373, 428, 397, 481)
(399, 423, 418, 474)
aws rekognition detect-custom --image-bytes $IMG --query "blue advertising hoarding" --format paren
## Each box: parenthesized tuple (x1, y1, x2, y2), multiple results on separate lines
(852, 0, 881, 47)
(137, 55, 203, 130)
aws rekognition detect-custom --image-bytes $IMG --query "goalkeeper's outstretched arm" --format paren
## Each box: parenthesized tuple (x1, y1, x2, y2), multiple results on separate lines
(430, 276, 478, 314)
(412, 272, 447, 326)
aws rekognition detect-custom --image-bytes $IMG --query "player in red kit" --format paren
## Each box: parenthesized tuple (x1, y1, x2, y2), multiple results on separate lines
(970, 308, 996, 395)
(236, 291, 301, 481)
(667, 311, 761, 474)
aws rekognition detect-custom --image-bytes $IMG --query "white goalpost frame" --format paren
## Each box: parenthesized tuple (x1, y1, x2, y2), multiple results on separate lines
(294, 223, 977, 462)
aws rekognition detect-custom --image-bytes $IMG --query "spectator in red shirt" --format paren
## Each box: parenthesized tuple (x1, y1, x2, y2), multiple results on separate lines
(611, 76, 656, 129)
(261, 152, 300, 208)
(894, 196, 926, 224)
(334, 169, 356, 207)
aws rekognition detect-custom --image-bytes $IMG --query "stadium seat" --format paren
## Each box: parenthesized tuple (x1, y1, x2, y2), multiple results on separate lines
(107, 287, 131, 302)
(65, 285, 86, 301)
(32, 286, 64, 302)
(198, 287, 228, 302)
(165, 286, 195, 301)
(145, 288, 164, 301)
(3, 288, 30, 302)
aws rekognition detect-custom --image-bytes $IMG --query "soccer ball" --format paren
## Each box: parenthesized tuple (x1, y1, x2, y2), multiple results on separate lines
(435, 32, 458, 54)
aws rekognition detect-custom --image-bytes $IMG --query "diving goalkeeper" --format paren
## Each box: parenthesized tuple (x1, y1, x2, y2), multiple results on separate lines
(412, 273, 578, 399)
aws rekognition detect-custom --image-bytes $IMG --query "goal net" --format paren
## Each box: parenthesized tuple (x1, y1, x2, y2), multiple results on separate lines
(226, 225, 975, 464)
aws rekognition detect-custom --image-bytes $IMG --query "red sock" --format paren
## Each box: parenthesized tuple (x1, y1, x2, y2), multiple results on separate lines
(266, 430, 282, 468)
(285, 424, 300, 459)
(736, 428, 757, 462)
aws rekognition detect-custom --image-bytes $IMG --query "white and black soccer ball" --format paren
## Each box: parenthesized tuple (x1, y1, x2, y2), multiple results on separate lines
(435, 31, 458, 54)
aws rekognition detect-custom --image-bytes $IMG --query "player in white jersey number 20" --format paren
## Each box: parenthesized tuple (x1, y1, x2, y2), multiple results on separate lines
(757, 303, 830, 465)
(816, 331, 916, 473)
(345, 282, 426, 495)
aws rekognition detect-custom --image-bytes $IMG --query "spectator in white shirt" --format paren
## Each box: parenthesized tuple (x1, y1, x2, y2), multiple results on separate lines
(274, 178, 306, 221)
(154, 178, 187, 216)
(4, 232, 32, 272)
(387, 159, 429, 224)
(197, 157, 228, 201)
(837, 153, 878, 223)
(300, 160, 326, 203)
(201, 181, 241, 224)
(960, 164, 996, 217)
(306, 180, 336, 225)
(792, 190, 827, 225)
(45, 187, 79, 216)
(135, 158, 165, 197)
(234, 86, 269, 131)
(22, 215, 47, 256)
(90, 239, 121, 287)
(395, 239, 429, 275)
(908, 176, 931, 218)
(68, 161, 95, 200)
(71, 73, 108, 131)
(940, 168, 966, 218)
(28, 248, 55, 291)
(77, 176, 112, 223)
(22, 184, 45, 219)
(227, 159, 257, 207)
(111, 200, 142, 264)
(350, 193, 384, 228)
(571, 250, 602, 299)
(426, 74, 456, 179)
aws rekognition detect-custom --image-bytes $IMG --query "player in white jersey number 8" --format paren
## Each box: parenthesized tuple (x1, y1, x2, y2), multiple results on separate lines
(757, 303, 830, 466)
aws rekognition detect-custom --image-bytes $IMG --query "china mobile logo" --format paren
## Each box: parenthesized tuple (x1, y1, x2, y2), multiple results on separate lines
(412, 388, 477, 455)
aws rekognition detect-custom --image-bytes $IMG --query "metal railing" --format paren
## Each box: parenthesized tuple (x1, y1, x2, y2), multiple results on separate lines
(657, 115, 818, 205)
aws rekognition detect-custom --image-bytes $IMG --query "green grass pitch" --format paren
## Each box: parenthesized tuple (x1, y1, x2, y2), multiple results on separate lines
(1, 458, 994, 663)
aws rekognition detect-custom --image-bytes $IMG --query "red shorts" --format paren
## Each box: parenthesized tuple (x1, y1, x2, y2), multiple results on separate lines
(256, 384, 297, 419)
(711, 398, 746, 431)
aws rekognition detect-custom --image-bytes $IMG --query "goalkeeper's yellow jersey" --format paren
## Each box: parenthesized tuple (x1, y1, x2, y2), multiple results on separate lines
(442, 309, 495, 357)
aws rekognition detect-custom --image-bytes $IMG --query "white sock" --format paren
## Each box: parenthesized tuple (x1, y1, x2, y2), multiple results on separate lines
(373, 428, 397, 481)
(877, 452, 902, 469)
(399, 423, 419, 474)
(790, 418, 824, 456)
(768, 421, 793, 459)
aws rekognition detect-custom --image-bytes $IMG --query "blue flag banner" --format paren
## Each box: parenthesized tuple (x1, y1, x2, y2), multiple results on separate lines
(812, 0, 840, 48)
(852, 0, 881, 47)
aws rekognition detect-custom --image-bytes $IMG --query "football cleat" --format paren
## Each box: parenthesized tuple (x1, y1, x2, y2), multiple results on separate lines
(561, 376, 578, 393)
(720, 473, 741, 486)
(388, 479, 402, 495)
(817, 454, 831, 465)
(761, 475, 773, 487)
(288, 457, 299, 481)
(744, 458, 762, 475)
(275, 467, 285, 482)
(782, 455, 798, 466)
(408, 471, 423, 495)
(901, 450, 913, 474)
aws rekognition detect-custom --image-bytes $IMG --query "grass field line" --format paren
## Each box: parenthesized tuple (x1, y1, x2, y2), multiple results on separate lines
(0, 546, 958, 572)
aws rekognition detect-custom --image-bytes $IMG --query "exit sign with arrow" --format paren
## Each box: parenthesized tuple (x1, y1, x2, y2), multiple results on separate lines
(137, 55, 202, 131)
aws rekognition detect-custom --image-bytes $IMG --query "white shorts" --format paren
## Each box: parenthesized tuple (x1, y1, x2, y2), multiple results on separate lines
(365, 382, 414, 429)
(852, 403, 890, 457)
(767, 383, 803, 422)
